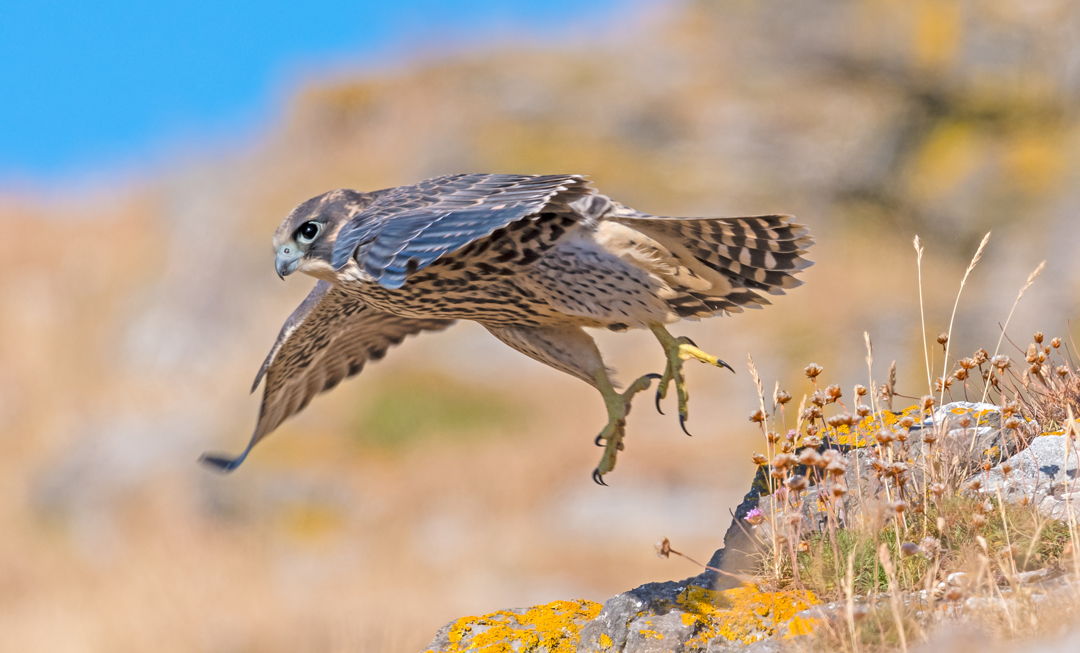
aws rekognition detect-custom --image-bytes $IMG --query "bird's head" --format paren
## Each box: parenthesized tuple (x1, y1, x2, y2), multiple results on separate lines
(272, 189, 369, 281)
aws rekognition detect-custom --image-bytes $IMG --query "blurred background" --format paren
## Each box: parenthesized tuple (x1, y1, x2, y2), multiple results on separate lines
(2, 0, 1080, 650)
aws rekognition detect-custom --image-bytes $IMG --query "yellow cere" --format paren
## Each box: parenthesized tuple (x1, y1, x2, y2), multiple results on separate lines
(436, 599, 601, 653)
(675, 584, 818, 647)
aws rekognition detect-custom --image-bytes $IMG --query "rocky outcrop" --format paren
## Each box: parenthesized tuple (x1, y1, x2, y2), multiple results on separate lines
(423, 402, 1076, 652)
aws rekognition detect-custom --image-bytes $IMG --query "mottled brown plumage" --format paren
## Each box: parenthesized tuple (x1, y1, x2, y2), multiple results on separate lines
(202, 174, 813, 480)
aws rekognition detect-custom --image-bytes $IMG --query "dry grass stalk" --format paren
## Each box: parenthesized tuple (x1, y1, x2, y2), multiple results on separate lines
(913, 236, 931, 395)
(939, 231, 991, 407)
(979, 261, 1046, 406)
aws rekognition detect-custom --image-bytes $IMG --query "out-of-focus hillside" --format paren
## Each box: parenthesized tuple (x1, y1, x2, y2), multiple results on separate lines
(1, 1, 1079, 651)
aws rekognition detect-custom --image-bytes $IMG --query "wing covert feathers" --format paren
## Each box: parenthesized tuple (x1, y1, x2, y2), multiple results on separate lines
(332, 174, 594, 288)
(200, 281, 453, 472)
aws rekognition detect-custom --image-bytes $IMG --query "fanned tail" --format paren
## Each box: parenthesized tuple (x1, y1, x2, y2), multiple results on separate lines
(613, 212, 814, 318)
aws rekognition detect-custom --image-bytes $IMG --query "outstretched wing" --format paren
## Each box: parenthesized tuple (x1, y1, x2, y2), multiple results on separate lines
(200, 281, 454, 471)
(332, 173, 594, 289)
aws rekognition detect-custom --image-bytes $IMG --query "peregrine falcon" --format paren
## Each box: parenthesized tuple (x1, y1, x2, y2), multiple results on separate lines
(201, 174, 813, 482)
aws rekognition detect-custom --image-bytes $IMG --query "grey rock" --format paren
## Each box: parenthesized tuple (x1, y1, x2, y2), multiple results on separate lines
(975, 434, 1080, 519)
(624, 611, 695, 652)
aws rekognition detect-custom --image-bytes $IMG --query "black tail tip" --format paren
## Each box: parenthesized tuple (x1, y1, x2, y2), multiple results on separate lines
(199, 452, 245, 473)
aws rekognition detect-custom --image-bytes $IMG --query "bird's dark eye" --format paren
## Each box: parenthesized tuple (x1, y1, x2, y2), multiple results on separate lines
(297, 221, 321, 243)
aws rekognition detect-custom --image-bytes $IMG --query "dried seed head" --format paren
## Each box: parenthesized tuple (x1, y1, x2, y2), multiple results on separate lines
(935, 376, 953, 391)
(992, 355, 1012, 370)
(968, 478, 983, 491)
(892, 500, 907, 514)
(767, 431, 780, 444)
(899, 416, 915, 428)
(798, 449, 822, 467)
(974, 348, 989, 365)
(784, 429, 796, 441)
(749, 409, 766, 424)
(827, 415, 844, 429)
(1038, 351, 1047, 364)
(945, 587, 965, 601)
(1001, 461, 1013, 475)
(923, 431, 938, 445)
(1057, 366, 1069, 379)
(804, 363, 824, 379)
(896, 430, 909, 442)
(785, 475, 809, 492)
(781, 441, 793, 453)
(1004, 416, 1023, 430)
(854, 384, 868, 397)
(797, 541, 810, 553)
(930, 483, 946, 497)
(937, 333, 949, 346)
(820, 449, 841, 463)
(774, 390, 792, 405)
(826, 384, 842, 401)
(752, 452, 768, 465)
(1035, 331, 1044, 344)
(983, 461, 992, 472)
(920, 395, 936, 411)
(954, 368, 969, 381)
(826, 460, 847, 476)
(831, 483, 848, 497)
(875, 430, 894, 445)
(920, 536, 941, 555)
(772, 453, 796, 469)
(901, 542, 920, 557)
(1052, 337, 1062, 349)
(1026, 343, 1039, 363)
(958, 415, 972, 428)
(972, 514, 987, 528)
(959, 357, 977, 370)
(857, 404, 871, 417)
(809, 391, 827, 408)
(655, 538, 672, 558)
(802, 435, 822, 448)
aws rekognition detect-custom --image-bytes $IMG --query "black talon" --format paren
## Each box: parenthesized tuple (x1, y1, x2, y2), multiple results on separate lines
(592, 468, 608, 486)
(655, 389, 664, 415)
(680, 414, 692, 436)
(595, 433, 605, 447)
(682, 336, 698, 347)
(717, 358, 735, 374)
(644, 373, 663, 382)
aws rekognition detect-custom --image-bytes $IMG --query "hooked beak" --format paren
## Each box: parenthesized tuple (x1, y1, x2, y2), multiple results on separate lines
(275, 247, 301, 279)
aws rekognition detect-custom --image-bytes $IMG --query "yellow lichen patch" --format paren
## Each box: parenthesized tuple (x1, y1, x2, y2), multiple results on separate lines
(638, 628, 663, 640)
(784, 614, 821, 639)
(598, 632, 614, 649)
(441, 599, 602, 653)
(676, 584, 818, 647)
(829, 405, 921, 448)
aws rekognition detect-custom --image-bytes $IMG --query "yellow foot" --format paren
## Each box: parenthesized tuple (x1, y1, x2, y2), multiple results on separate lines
(653, 334, 734, 435)
(593, 373, 661, 485)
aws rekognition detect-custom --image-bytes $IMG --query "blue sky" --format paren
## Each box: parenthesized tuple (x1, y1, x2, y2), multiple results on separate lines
(0, 1, 620, 180)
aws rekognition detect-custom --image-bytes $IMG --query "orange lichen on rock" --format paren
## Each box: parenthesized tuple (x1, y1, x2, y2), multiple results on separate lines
(435, 599, 601, 653)
(676, 584, 819, 647)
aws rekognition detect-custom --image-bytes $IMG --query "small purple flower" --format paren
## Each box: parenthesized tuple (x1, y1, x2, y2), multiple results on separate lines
(744, 508, 764, 525)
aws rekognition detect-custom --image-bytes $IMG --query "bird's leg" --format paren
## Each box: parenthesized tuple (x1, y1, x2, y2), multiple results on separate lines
(650, 324, 734, 434)
(592, 370, 661, 484)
